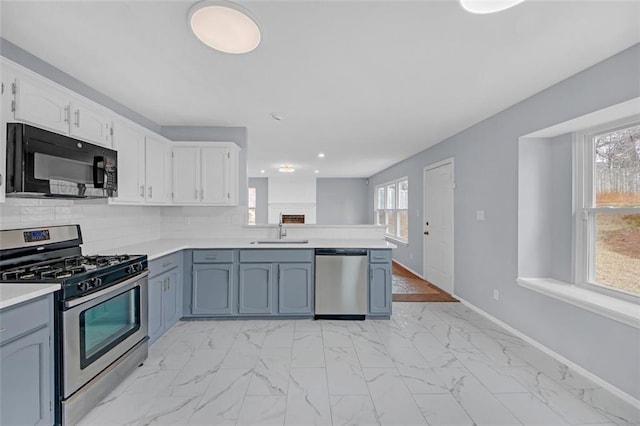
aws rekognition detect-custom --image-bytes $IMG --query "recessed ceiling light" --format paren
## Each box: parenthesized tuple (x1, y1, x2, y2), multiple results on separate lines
(188, 0, 261, 54)
(260, 170, 265, 174)
(318, 153, 325, 158)
(278, 164, 295, 173)
(459, 0, 525, 14)
(314, 170, 319, 174)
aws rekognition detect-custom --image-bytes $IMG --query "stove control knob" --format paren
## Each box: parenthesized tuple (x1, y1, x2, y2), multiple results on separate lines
(127, 263, 142, 274)
(77, 281, 89, 292)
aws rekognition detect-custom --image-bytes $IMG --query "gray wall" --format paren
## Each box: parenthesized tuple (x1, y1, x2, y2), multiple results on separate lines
(316, 178, 369, 225)
(549, 133, 573, 283)
(248, 177, 268, 224)
(368, 43, 640, 399)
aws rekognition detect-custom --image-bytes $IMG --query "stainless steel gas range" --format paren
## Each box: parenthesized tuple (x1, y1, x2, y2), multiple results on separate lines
(0, 224, 149, 425)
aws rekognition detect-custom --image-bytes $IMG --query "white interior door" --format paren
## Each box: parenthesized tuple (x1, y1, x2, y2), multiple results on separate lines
(424, 160, 454, 295)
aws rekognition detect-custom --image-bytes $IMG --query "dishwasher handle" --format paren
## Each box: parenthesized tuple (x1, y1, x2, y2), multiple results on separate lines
(315, 248, 367, 256)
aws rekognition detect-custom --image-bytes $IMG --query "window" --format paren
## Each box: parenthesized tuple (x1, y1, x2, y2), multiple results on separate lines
(248, 187, 256, 225)
(575, 121, 640, 297)
(375, 178, 408, 241)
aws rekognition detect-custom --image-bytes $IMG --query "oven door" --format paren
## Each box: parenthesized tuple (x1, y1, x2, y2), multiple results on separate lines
(61, 272, 148, 398)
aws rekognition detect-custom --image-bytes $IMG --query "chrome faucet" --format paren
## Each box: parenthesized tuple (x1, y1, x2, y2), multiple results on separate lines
(278, 214, 287, 239)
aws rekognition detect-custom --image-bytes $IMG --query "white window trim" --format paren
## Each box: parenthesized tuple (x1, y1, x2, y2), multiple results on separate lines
(573, 118, 640, 305)
(374, 177, 408, 242)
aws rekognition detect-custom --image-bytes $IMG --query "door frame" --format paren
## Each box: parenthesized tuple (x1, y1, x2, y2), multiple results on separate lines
(423, 157, 455, 295)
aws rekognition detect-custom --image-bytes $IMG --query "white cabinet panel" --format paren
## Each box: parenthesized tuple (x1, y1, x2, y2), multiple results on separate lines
(13, 76, 69, 135)
(145, 135, 172, 204)
(172, 143, 239, 206)
(111, 121, 146, 204)
(173, 146, 201, 204)
(69, 99, 112, 147)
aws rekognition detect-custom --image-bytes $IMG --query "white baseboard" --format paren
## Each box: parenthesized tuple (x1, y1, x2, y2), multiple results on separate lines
(456, 296, 640, 408)
(392, 259, 425, 280)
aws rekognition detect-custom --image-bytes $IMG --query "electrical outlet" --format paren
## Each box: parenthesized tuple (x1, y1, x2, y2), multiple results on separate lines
(476, 210, 485, 221)
(409, 253, 413, 260)
(231, 215, 241, 225)
(184, 217, 191, 225)
(493, 289, 500, 301)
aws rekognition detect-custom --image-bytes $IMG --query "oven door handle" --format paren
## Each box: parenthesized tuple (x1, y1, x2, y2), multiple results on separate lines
(64, 271, 149, 309)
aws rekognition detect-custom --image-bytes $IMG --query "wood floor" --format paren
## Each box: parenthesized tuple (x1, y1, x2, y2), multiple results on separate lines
(392, 262, 458, 302)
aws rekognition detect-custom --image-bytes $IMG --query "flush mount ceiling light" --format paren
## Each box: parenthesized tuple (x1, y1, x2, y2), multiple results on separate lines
(188, 0, 261, 54)
(318, 153, 325, 158)
(278, 164, 295, 173)
(459, 0, 525, 14)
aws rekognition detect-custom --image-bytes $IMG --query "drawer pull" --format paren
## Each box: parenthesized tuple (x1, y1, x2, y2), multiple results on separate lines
(162, 262, 172, 268)
(205, 256, 217, 260)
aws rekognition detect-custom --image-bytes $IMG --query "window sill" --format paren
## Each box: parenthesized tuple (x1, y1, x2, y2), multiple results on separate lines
(517, 278, 640, 329)
(385, 236, 408, 247)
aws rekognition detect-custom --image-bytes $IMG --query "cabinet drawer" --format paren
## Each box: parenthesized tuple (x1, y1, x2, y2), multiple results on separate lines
(369, 250, 392, 264)
(149, 252, 182, 277)
(193, 249, 235, 264)
(239, 249, 313, 263)
(0, 296, 50, 346)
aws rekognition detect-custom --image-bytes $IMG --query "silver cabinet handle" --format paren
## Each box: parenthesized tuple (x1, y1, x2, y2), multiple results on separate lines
(161, 262, 172, 268)
(140, 185, 145, 197)
(0, 172, 3, 187)
(148, 186, 153, 199)
(194, 189, 198, 200)
(74, 110, 80, 127)
(64, 105, 70, 124)
(200, 189, 204, 200)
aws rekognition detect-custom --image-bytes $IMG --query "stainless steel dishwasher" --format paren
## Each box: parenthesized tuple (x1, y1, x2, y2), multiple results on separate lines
(314, 248, 368, 320)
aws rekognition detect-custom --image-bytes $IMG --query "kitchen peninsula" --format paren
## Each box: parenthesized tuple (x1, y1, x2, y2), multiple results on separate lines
(106, 237, 396, 344)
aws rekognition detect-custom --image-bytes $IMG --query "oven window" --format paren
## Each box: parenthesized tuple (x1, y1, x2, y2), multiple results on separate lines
(80, 287, 140, 369)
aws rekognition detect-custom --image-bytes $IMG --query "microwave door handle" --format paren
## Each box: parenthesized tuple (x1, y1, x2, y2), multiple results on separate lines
(93, 156, 105, 188)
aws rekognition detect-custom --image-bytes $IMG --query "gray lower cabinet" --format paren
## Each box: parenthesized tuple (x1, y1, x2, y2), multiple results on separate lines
(148, 254, 183, 344)
(278, 263, 313, 314)
(0, 295, 53, 426)
(369, 250, 392, 315)
(239, 263, 274, 314)
(192, 263, 234, 315)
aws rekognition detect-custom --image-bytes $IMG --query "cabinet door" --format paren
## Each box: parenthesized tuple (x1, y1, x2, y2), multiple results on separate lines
(192, 264, 234, 315)
(69, 99, 112, 147)
(111, 121, 146, 203)
(369, 264, 392, 315)
(163, 269, 182, 327)
(0, 327, 51, 426)
(148, 275, 164, 344)
(13, 76, 69, 135)
(239, 263, 274, 314)
(145, 135, 172, 204)
(278, 263, 313, 314)
(201, 146, 229, 204)
(173, 146, 201, 204)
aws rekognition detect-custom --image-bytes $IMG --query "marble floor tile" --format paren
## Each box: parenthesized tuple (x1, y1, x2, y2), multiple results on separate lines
(330, 395, 380, 426)
(237, 395, 287, 426)
(325, 346, 369, 395)
(495, 393, 570, 426)
(78, 303, 636, 426)
(413, 393, 475, 426)
(285, 368, 332, 425)
(363, 367, 428, 425)
(188, 368, 253, 425)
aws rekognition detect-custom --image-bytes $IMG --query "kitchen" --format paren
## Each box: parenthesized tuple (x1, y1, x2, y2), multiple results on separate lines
(1, 0, 639, 425)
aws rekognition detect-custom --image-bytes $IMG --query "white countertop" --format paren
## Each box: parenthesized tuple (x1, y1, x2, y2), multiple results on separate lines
(102, 238, 397, 261)
(0, 283, 60, 310)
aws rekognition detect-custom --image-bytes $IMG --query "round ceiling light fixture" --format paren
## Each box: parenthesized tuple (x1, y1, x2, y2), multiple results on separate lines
(459, 0, 525, 14)
(188, 0, 261, 54)
(278, 164, 295, 173)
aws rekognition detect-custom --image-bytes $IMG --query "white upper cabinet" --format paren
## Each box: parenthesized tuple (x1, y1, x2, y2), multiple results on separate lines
(172, 146, 200, 204)
(173, 143, 239, 206)
(0, 66, 17, 203)
(110, 119, 173, 205)
(69, 97, 113, 146)
(3, 59, 113, 147)
(13, 75, 70, 135)
(110, 120, 146, 204)
(144, 135, 172, 205)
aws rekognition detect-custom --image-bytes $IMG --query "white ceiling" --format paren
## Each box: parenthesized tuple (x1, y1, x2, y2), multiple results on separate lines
(1, 0, 639, 178)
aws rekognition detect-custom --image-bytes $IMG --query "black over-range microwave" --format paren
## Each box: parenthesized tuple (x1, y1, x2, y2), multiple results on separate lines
(6, 123, 118, 198)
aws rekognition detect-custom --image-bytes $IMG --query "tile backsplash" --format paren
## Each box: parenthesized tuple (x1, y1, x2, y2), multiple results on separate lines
(1, 200, 385, 254)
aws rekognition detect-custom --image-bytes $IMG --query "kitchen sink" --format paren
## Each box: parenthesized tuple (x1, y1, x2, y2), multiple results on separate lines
(250, 239, 309, 244)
